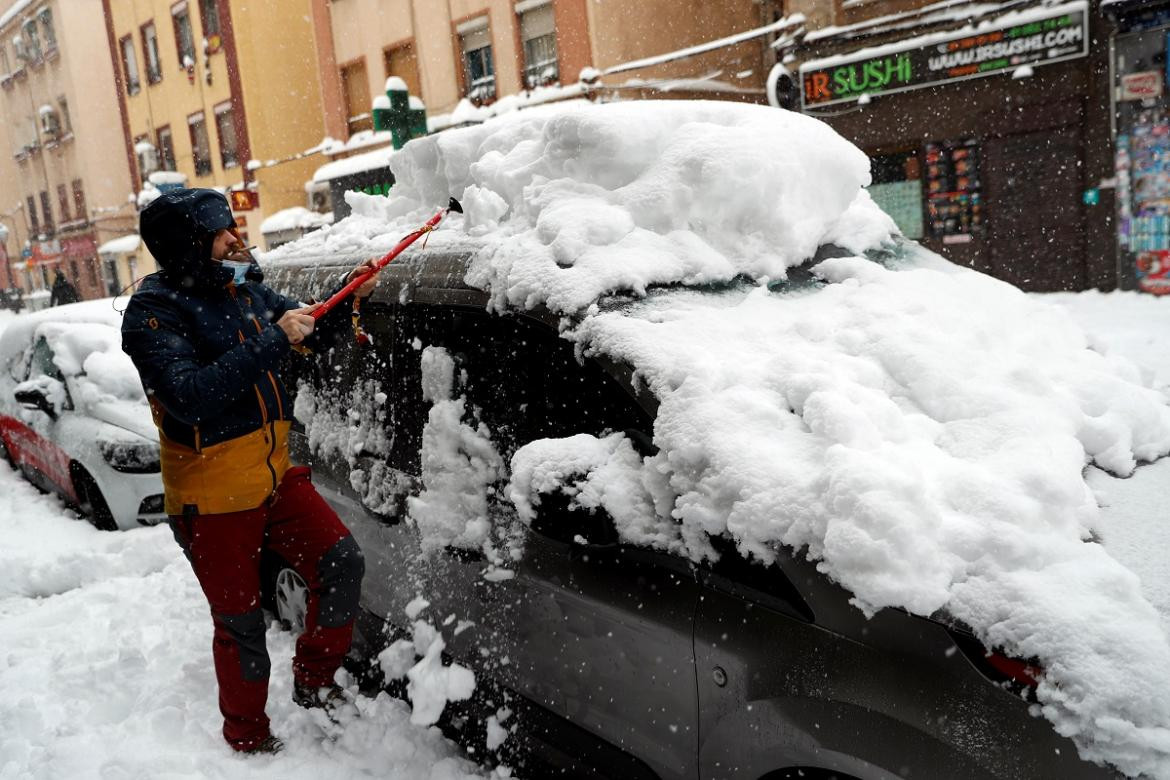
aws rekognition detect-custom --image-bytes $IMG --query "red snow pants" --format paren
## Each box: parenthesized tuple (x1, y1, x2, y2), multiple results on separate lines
(169, 466, 364, 751)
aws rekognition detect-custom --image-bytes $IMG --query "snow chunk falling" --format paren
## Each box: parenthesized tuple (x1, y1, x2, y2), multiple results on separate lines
(378, 617, 477, 728)
(407, 347, 507, 554)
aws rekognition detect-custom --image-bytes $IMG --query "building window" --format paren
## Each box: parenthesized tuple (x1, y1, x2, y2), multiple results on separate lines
(135, 133, 158, 175)
(519, 3, 557, 88)
(21, 19, 41, 63)
(39, 104, 61, 140)
(1, 40, 10, 75)
(869, 151, 924, 240)
(199, 0, 220, 38)
(384, 41, 422, 99)
(214, 103, 238, 168)
(924, 139, 983, 237)
(38, 7, 56, 53)
(459, 21, 495, 102)
(157, 125, 176, 170)
(26, 195, 38, 234)
(57, 183, 70, 223)
(39, 190, 53, 235)
(141, 21, 161, 84)
(72, 179, 86, 221)
(57, 95, 71, 135)
(172, 3, 195, 67)
(120, 34, 140, 95)
(340, 59, 372, 136)
(188, 112, 212, 176)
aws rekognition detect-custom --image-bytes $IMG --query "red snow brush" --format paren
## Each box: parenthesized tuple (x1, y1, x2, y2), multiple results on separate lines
(311, 197, 463, 321)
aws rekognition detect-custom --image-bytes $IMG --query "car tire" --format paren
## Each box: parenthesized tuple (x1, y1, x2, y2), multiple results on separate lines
(274, 567, 309, 635)
(70, 464, 118, 532)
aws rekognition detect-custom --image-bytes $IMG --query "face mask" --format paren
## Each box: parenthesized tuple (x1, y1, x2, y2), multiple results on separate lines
(221, 260, 250, 285)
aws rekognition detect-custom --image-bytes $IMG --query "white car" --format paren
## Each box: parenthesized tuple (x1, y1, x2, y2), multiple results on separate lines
(0, 299, 165, 530)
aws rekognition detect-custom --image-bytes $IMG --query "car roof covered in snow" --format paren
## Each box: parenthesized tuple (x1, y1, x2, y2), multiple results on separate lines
(0, 299, 124, 377)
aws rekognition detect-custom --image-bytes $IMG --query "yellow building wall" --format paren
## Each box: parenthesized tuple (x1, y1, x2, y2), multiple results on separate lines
(107, 0, 237, 192)
(229, 0, 326, 217)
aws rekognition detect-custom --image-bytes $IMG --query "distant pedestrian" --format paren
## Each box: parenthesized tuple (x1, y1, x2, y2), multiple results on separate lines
(49, 270, 80, 306)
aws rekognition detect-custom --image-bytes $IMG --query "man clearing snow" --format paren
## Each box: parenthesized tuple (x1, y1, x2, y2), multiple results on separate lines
(120, 189, 374, 755)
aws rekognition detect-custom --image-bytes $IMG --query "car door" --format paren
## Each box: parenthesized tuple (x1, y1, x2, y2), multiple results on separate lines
(396, 299, 701, 779)
(4, 334, 75, 499)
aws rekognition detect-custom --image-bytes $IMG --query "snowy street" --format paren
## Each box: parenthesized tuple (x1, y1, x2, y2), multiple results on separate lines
(0, 289, 1167, 779)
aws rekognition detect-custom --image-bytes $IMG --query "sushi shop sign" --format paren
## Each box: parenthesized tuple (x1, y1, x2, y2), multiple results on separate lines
(799, 1, 1088, 109)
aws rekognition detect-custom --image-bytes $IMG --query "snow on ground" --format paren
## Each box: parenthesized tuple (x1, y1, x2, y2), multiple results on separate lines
(268, 100, 1170, 777)
(0, 459, 492, 780)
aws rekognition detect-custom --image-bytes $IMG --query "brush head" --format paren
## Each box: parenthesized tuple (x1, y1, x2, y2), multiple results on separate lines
(448, 197, 463, 214)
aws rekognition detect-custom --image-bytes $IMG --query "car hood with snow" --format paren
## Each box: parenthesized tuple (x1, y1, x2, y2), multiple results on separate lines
(266, 100, 1170, 778)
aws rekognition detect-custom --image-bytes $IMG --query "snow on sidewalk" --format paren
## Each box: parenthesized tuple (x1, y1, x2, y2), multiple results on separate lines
(0, 459, 490, 780)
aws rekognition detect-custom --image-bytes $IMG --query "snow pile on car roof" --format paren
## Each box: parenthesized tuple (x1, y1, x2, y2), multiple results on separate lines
(267, 100, 896, 309)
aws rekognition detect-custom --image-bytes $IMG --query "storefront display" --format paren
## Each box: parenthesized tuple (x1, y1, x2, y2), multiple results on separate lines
(868, 151, 924, 239)
(1113, 13, 1170, 294)
(924, 140, 983, 237)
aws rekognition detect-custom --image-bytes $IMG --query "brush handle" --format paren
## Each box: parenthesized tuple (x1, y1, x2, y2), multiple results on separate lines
(311, 205, 451, 320)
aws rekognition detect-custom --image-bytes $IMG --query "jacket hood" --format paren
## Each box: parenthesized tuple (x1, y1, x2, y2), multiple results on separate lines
(140, 188, 239, 290)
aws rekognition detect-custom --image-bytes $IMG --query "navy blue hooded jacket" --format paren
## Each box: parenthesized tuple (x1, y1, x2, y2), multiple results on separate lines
(121, 189, 352, 515)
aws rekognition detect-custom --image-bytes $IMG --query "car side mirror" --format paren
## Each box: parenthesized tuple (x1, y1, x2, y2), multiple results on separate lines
(14, 379, 62, 420)
(15, 386, 58, 420)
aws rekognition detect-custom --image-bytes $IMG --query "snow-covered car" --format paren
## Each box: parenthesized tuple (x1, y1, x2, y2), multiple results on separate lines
(265, 101, 1169, 779)
(0, 300, 165, 530)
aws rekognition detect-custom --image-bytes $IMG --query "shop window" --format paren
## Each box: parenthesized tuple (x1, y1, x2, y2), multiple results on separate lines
(86, 258, 98, 288)
(38, 7, 55, 53)
(188, 112, 212, 176)
(340, 59, 372, 136)
(57, 184, 70, 223)
(924, 139, 982, 238)
(120, 34, 140, 95)
(172, 3, 196, 67)
(57, 95, 71, 135)
(141, 21, 161, 84)
(519, 3, 558, 88)
(157, 125, 176, 170)
(868, 151, 924, 240)
(21, 19, 40, 63)
(214, 102, 238, 168)
(383, 41, 422, 99)
(72, 179, 86, 222)
(26, 194, 38, 234)
(199, 0, 220, 38)
(459, 22, 495, 103)
(39, 190, 53, 235)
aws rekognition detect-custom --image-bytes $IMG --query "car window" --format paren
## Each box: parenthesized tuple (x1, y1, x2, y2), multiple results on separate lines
(391, 303, 651, 477)
(702, 535, 814, 623)
(395, 303, 653, 548)
(28, 337, 63, 382)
